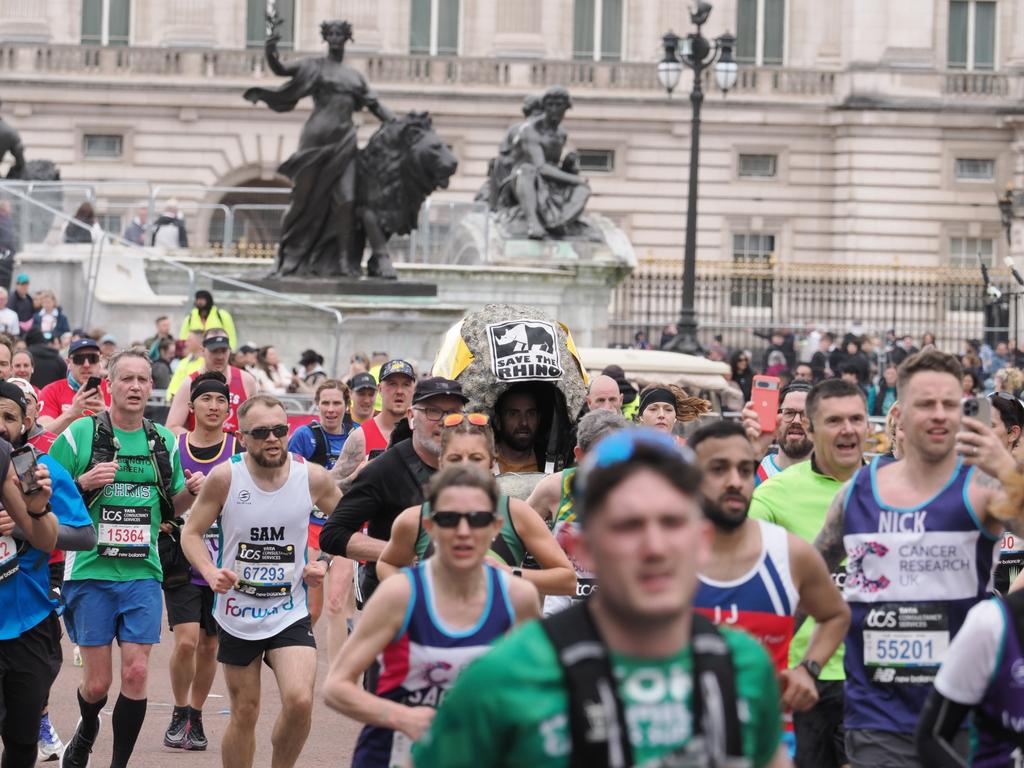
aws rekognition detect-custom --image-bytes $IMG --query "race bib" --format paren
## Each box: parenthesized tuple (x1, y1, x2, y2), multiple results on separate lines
(0, 534, 19, 583)
(234, 542, 295, 598)
(310, 506, 328, 521)
(862, 602, 950, 685)
(389, 732, 413, 768)
(97, 505, 152, 559)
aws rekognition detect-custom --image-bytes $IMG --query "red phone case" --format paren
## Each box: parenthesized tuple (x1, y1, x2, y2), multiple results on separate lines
(751, 375, 781, 433)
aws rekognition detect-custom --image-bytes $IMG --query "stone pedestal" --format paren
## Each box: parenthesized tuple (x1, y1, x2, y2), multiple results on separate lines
(234, 275, 437, 298)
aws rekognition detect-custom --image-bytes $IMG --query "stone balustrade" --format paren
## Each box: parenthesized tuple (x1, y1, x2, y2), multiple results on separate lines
(3, 42, 1018, 106)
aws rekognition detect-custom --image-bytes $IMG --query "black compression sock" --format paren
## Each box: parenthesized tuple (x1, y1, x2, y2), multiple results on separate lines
(109, 694, 147, 768)
(188, 706, 202, 722)
(77, 689, 106, 741)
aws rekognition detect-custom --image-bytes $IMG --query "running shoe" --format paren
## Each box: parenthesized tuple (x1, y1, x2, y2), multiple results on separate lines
(183, 711, 208, 751)
(60, 715, 98, 768)
(38, 713, 64, 762)
(163, 706, 189, 749)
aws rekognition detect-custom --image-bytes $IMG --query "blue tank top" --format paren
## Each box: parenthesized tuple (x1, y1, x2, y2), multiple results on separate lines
(352, 562, 515, 768)
(843, 456, 998, 733)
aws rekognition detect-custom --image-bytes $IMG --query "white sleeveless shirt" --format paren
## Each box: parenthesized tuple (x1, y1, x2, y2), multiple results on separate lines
(215, 453, 312, 640)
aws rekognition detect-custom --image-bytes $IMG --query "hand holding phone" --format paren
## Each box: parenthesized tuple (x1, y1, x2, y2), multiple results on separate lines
(85, 376, 102, 393)
(11, 444, 40, 495)
(960, 396, 992, 433)
(751, 375, 781, 434)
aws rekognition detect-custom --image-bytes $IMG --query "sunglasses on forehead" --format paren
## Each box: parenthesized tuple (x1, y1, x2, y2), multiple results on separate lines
(430, 510, 497, 528)
(242, 424, 289, 440)
(441, 412, 489, 428)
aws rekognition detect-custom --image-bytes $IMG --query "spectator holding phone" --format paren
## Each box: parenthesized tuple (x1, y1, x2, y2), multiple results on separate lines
(37, 337, 110, 435)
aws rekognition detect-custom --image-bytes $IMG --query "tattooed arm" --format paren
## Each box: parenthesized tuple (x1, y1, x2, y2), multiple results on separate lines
(814, 482, 850, 578)
(330, 429, 367, 493)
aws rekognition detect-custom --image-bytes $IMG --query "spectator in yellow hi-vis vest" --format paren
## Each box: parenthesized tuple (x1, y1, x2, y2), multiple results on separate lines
(178, 290, 237, 350)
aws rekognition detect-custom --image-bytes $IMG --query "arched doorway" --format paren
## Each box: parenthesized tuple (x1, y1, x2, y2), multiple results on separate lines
(208, 179, 291, 259)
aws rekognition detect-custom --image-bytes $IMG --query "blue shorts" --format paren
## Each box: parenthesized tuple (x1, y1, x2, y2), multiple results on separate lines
(62, 579, 163, 646)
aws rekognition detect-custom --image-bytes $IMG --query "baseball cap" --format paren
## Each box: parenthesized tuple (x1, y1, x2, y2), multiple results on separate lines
(0, 380, 27, 414)
(379, 359, 415, 382)
(239, 342, 258, 354)
(350, 372, 378, 392)
(203, 334, 230, 351)
(412, 377, 469, 405)
(7, 377, 37, 402)
(99, 334, 117, 345)
(68, 338, 100, 355)
(15, 274, 28, 285)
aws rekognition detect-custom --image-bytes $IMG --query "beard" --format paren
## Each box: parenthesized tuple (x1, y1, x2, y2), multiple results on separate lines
(780, 434, 813, 459)
(704, 496, 749, 531)
(251, 447, 288, 468)
(504, 431, 535, 451)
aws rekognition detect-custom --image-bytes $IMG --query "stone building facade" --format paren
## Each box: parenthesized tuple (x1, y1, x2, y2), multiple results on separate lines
(1, 0, 1023, 343)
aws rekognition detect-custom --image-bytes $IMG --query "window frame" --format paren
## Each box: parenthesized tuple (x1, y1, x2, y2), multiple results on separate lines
(573, 0, 626, 62)
(576, 148, 616, 174)
(738, 153, 778, 179)
(81, 0, 132, 47)
(954, 157, 996, 182)
(410, 0, 463, 57)
(947, 0, 998, 71)
(730, 232, 777, 309)
(736, 0, 787, 67)
(82, 133, 124, 160)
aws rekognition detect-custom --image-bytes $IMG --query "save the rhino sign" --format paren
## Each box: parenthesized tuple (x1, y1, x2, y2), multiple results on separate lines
(486, 319, 564, 382)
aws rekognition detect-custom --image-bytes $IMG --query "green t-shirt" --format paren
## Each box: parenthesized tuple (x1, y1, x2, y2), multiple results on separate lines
(411, 620, 781, 768)
(749, 457, 846, 680)
(51, 416, 185, 582)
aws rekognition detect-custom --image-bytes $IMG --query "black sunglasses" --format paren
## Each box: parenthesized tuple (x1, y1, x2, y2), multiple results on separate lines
(71, 354, 100, 365)
(430, 511, 497, 529)
(243, 424, 289, 440)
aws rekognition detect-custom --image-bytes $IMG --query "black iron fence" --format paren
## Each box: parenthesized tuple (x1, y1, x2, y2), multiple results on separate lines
(610, 260, 1020, 356)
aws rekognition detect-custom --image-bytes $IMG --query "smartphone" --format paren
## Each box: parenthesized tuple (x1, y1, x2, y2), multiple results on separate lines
(11, 444, 40, 495)
(751, 375, 781, 434)
(961, 396, 992, 431)
(85, 376, 102, 392)
(368, 449, 385, 460)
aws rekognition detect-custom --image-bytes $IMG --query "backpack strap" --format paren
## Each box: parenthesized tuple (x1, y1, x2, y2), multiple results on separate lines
(82, 411, 117, 509)
(542, 603, 745, 768)
(541, 602, 634, 768)
(309, 421, 329, 467)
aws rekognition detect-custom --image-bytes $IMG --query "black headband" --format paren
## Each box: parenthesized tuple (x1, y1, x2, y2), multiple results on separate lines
(639, 387, 676, 414)
(191, 378, 230, 403)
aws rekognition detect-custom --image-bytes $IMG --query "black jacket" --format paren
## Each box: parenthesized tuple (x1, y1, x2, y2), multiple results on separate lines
(10, 290, 32, 322)
(319, 439, 435, 596)
(29, 345, 67, 388)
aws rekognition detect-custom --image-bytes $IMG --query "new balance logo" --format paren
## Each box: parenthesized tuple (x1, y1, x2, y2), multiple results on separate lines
(873, 668, 897, 683)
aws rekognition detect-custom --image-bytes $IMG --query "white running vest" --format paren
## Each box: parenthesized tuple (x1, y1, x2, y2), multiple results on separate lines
(215, 453, 312, 640)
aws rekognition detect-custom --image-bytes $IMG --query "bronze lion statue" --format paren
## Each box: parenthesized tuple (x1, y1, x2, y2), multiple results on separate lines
(354, 112, 457, 278)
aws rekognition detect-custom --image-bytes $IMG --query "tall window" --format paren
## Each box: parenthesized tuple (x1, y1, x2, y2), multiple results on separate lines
(246, 0, 295, 50)
(81, 0, 130, 46)
(410, 0, 460, 56)
(736, 0, 785, 66)
(948, 1, 996, 70)
(730, 233, 775, 308)
(573, 0, 623, 62)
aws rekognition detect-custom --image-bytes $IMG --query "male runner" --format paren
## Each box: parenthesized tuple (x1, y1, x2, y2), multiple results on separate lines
(348, 371, 377, 425)
(331, 359, 415, 491)
(814, 350, 1020, 768)
(743, 380, 812, 486)
(584, 375, 622, 413)
(163, 371, 239, 751)
(166, 328, 258, 436)
(288, 379, 355, 659)
(182, 394, 342, 768)
(750, 377, 867, 768)
(53, 350, 200, 768)
(413, 429, 786, 767)
(526, 408, 629, 614)
(689, 420, 850, 754)
(0, 380, 93, 768)
(37, 337, 110, 435)
(494, 385, 541, 473)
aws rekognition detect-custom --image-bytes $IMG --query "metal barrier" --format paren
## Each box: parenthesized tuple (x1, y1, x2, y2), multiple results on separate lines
(0, 187, 347, 377)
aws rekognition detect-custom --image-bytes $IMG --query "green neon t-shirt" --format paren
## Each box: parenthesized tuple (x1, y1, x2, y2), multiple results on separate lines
(51, 415, 185, 582)
(749, 457, 847, 680)
(411, 619, 782, 768)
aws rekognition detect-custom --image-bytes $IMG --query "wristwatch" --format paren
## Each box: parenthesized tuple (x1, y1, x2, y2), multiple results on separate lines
(512, 568, 523, 578)
(27, 503, 53, 520)
(799, 659, 822, 680)
(317, 552, 333, 571)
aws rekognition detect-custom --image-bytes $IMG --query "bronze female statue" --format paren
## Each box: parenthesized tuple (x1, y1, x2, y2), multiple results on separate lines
(244, 20, 395, 276)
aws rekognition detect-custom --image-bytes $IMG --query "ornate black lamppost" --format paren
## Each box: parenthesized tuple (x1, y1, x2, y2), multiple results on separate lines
(657, 2, 737, 354)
